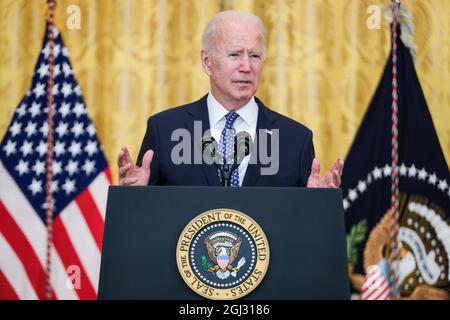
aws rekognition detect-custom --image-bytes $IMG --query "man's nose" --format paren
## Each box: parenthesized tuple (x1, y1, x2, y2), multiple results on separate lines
(239, 55, 251, 72)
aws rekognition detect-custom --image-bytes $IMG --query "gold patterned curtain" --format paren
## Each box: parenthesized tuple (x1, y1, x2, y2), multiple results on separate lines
(1, 0, 449, 183)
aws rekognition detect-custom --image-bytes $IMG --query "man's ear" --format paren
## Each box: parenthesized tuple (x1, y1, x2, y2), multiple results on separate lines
(201, 49, 212, 76)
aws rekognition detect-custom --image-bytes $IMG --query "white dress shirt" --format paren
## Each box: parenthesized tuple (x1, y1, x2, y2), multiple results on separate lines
(207, 92, 258, 186)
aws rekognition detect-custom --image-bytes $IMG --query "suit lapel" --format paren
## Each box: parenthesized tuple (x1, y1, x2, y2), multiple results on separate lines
(185, 95, 221, 186)
(242, 98, 277, 186)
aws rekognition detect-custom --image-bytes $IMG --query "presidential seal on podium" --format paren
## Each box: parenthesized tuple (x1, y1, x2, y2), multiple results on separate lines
(176, 208, 270, 300)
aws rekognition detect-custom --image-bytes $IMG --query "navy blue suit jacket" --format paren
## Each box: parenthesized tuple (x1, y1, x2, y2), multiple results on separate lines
(136, 95, 314, 187)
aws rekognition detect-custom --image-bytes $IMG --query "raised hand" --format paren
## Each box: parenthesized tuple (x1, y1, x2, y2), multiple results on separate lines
(307, 157, 344, 188)
(117, 146, 154, 186)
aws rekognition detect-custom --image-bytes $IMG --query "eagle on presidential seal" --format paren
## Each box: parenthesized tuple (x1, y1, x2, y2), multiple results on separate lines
(202, 231, 247, 280)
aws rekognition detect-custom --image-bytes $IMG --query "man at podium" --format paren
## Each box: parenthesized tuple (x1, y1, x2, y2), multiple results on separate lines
(103, 12, 349, 302)
(117, 11, 343, 188)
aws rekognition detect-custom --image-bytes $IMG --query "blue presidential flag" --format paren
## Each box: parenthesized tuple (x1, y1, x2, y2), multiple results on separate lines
(342, 24, 450, 299)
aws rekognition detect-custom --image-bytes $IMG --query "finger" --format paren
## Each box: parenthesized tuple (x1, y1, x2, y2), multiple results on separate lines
(333, 170, 341, 188)
(323, 169, 339, 188)
(120, 176, 138, 186)
(123, 146, 132, 164)
(338, 157, 344, 175)
(118, 146, 131, 167)
(324, 171, 334, 188)
(119, 162, 132, 177)
(117, 147, 125, 167)
(142, 149, 154, 170)
(333, 157, 344, 176)
(310, 158, 321, 178)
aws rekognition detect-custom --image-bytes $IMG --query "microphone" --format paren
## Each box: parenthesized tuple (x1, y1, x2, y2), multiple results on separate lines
(201, 135, 231, 186)
(223, 131, 252, 186)
(201, 134, 221, 166)
(233, 131, 252, 168)
(201, 132, 252, 187)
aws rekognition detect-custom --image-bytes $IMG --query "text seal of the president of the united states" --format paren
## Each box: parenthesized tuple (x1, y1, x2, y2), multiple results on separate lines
(176, 208, 270, 300)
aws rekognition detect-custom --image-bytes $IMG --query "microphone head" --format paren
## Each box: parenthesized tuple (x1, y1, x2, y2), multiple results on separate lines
(234, 131, 252, 165)
(201, 135, 221, 165)
(201, 135, 216, 156)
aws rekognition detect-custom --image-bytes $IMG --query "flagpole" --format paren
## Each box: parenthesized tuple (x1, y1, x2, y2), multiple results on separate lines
(389, 0, 401, 299)
(45, 0, 56, 300)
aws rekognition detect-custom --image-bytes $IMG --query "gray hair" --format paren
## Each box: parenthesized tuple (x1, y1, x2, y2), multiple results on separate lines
(202, 11, 266, 58)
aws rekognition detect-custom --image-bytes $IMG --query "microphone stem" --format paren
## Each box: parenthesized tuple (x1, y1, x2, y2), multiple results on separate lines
(221, 163, 232, 187)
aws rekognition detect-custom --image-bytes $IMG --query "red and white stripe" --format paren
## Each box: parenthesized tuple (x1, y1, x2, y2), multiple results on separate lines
(361, 265, 392, 300)
(0, 162, 111, 300)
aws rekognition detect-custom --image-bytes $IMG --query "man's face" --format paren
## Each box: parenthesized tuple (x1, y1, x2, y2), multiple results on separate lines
(202, 20, 264, 110)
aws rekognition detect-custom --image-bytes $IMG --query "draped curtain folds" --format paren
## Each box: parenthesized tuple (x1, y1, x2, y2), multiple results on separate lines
(1, 0, 449, 183)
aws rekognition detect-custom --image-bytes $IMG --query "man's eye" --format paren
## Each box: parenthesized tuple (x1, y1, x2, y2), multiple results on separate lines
(251, 54, 261, 59)
(229, 53, 239, 57)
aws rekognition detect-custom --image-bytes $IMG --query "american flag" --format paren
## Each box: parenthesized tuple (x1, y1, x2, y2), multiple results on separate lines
(0, 25, 111, 299)
(361, 262, 393, 300)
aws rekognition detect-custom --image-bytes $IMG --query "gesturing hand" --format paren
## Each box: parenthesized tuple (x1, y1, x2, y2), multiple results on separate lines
(117, 146, 154, 186)
(307, 157, 344, 188)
